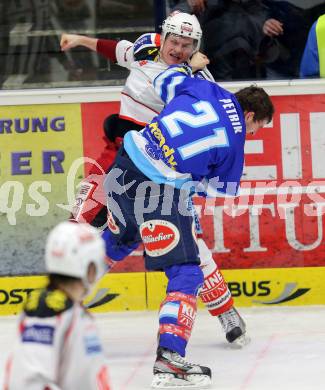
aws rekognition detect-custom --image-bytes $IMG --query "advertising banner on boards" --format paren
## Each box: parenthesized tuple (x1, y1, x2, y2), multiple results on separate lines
(0, 104, 84, 275)
(1, 95, 324, 277)
(81, 95, 325, 272)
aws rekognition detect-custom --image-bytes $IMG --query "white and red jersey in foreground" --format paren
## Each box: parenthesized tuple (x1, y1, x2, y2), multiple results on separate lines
(4, 289, 111, 390)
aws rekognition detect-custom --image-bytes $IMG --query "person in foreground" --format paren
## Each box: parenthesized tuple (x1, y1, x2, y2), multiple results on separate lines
(103, 65, 274, 388)
(4, 221, 111, 390)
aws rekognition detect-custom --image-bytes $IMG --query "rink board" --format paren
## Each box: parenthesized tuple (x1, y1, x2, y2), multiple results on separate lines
(1, 92, 325, 276)
(0, 267, 324, 315)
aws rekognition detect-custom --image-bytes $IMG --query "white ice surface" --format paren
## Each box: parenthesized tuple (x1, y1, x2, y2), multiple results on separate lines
(1, 306, 325, 390)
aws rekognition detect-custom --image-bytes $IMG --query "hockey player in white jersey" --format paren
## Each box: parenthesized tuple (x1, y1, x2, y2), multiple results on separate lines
(4, 222, 111, 390)
(61, 12, 249, 348)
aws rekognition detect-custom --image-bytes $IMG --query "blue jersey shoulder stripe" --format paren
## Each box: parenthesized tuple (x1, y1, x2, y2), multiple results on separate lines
(153, 65, 191, 103)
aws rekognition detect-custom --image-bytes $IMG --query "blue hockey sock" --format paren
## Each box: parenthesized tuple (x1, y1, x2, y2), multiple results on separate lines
(158, 263, 203, 356)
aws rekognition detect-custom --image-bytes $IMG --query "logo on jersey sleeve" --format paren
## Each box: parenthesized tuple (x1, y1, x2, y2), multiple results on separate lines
(140, 220, 180, 257)
(145, 144, 161, 160)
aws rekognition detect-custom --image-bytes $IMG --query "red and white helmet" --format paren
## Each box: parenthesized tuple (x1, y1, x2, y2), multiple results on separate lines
(162, 12, 202, 51)
(45, 221, 106, 287)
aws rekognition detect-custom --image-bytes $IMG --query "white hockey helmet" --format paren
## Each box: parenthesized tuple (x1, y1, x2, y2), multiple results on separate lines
(45, 221, 106, 286)
(161, 12, 202, 51)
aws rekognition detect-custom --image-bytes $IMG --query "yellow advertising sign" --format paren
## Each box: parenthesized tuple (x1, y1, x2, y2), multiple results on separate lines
(222, 267, 325, 307)
(0, 267, 324, 316)
(0, 103, 83, 217)
(84, 273, 147, 313)
(0, 104, 84, 275)
(0, 273, 146, 316)
(0, 276, 47, 315)
(147, 267, 325, 309)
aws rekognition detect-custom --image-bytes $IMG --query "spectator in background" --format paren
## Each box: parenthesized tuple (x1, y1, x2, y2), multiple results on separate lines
(171, 0, 325, 80)
(172, 0, 271, 80)
(202, 1, 269, 80)
(261, 0, 325, 79)
(261, 0, 310, 79)
(169, 0, 206, 14)
(300, 14, 325, 78)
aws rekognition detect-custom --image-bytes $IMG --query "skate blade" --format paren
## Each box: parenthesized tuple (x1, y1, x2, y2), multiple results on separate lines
(230, 333, 251, 349)
(151, 373, 211, 389)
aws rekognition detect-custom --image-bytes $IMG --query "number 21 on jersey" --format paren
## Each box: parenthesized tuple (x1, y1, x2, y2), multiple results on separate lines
(161, 101, 229, 159)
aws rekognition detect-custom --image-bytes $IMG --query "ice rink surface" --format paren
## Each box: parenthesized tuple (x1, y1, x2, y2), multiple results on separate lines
(1, 306, 325, 390)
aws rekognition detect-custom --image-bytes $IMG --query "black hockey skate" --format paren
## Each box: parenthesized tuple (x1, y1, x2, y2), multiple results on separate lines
(218, 307, 250, 347)
(151, 347, 211, 389)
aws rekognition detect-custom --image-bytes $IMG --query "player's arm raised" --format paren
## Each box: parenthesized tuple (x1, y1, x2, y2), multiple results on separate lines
(60, 33, 134, 68)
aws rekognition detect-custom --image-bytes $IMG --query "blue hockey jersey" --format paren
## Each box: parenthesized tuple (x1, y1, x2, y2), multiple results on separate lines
(124, 65, 246, 196)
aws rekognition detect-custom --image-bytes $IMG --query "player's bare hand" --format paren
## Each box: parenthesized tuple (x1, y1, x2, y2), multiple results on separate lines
(189, 52, 210, 72)
(60, 33, 82, 51)
(263, 19, 283, 37)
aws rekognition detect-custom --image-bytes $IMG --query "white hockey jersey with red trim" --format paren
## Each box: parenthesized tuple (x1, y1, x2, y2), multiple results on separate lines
(120, 60, 167, 126)
(4, 289, 110, 390)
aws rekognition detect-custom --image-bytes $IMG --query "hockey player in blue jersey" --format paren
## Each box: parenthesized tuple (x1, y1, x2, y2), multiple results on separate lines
(103, 65, 274, 388)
